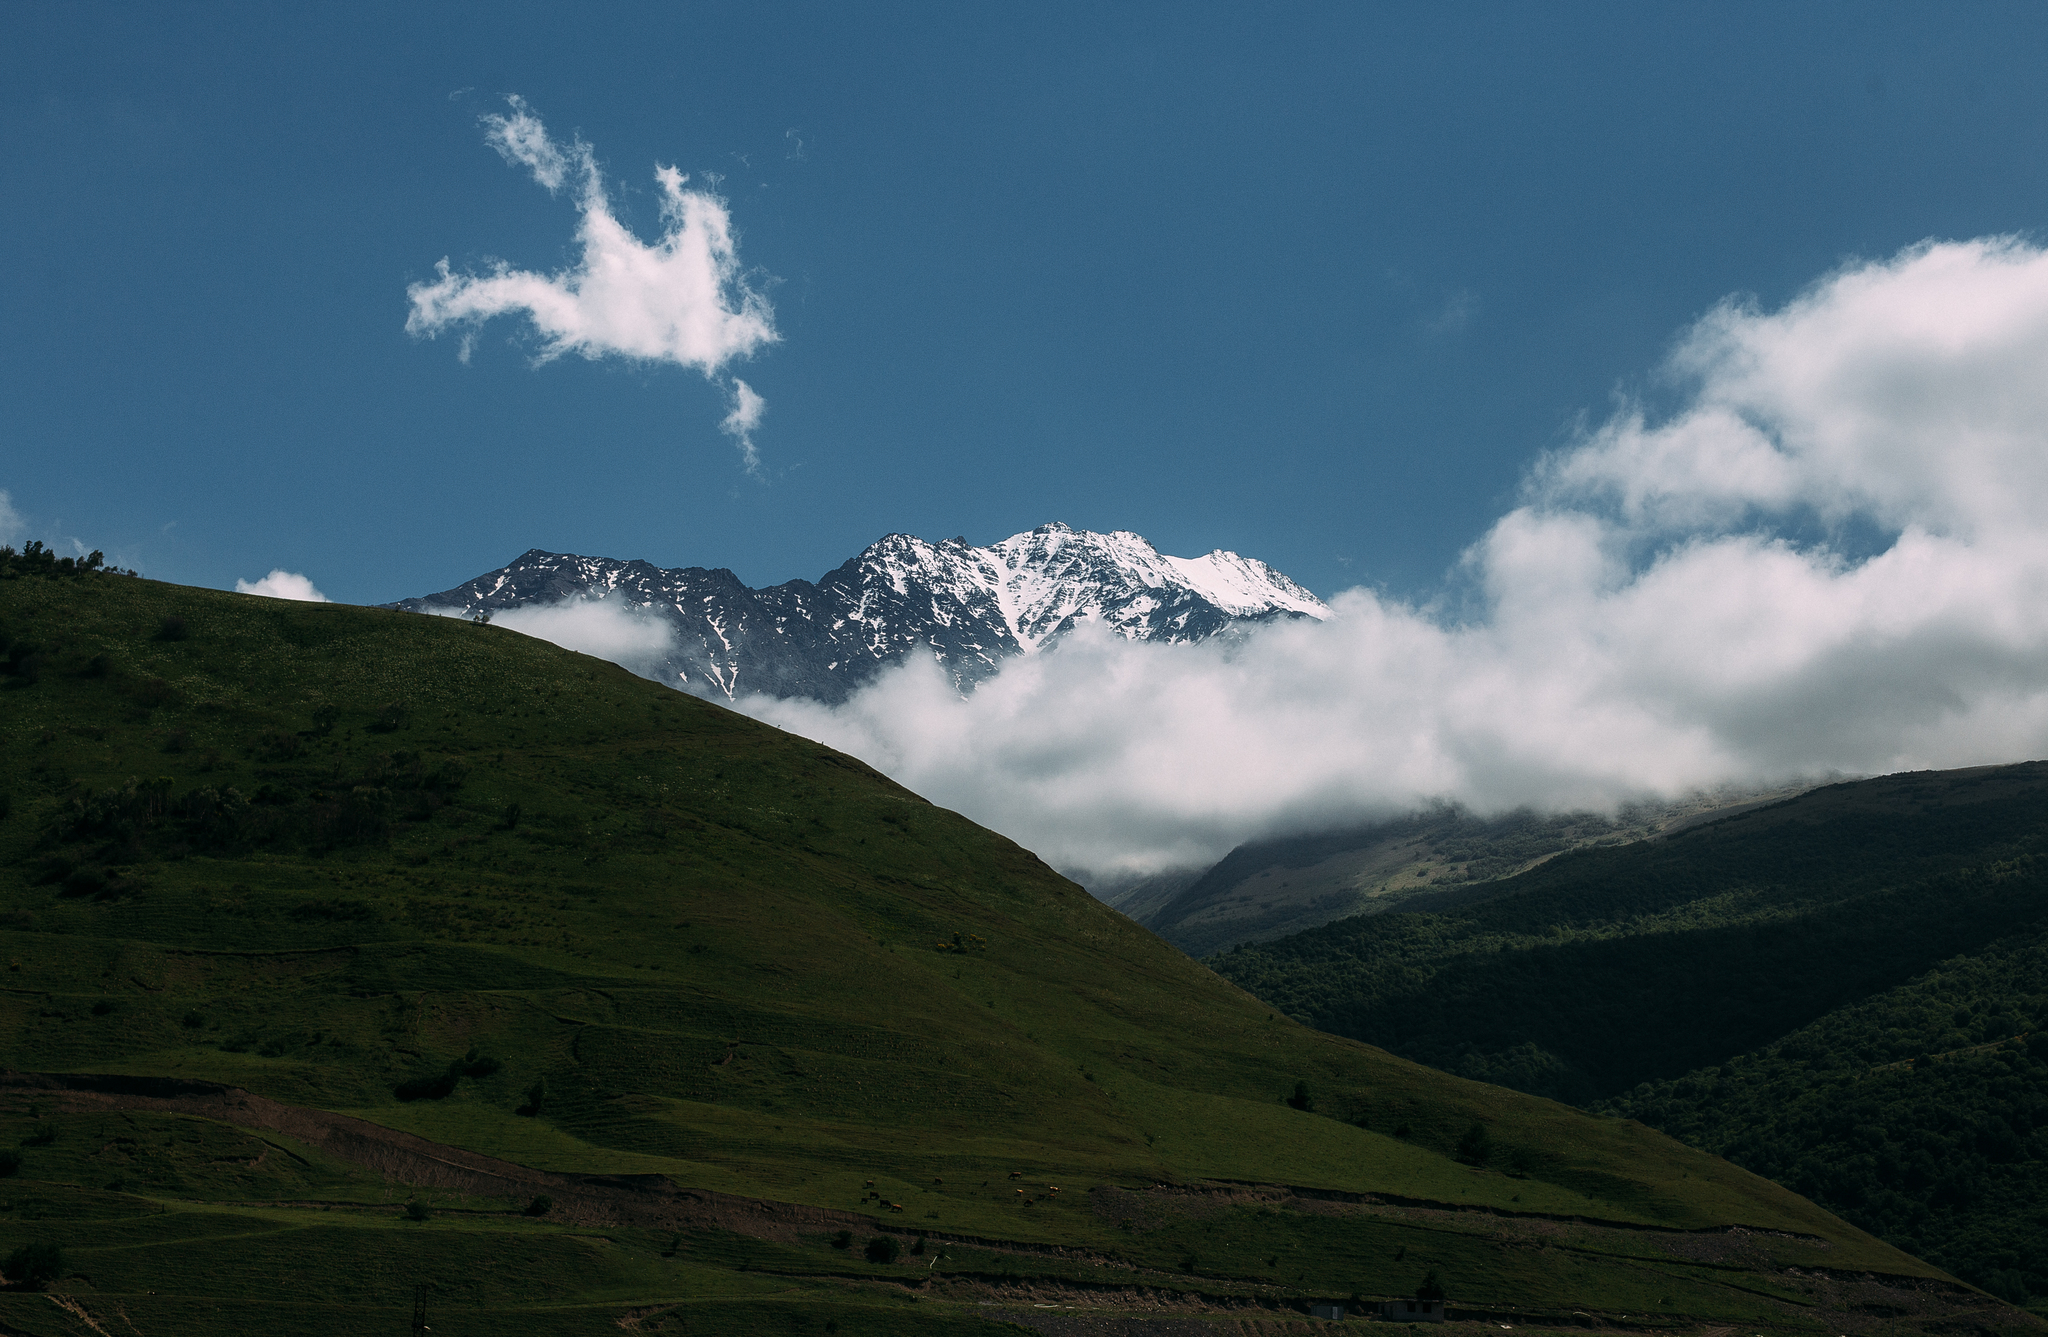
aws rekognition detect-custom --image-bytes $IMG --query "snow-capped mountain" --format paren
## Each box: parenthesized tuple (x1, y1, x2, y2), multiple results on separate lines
(390, 522, 1328, 703)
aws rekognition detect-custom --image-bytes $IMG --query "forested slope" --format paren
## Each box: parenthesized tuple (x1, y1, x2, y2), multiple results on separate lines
(1605, 925, 2048, 1309)
(1211, 765, 2048, 1310)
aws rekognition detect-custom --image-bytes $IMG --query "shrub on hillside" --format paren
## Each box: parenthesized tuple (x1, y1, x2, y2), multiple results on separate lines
(289, 898, 377, 923)
(457, 1049, 501, 1078)
(43, 753, 466, 863)
(5, 641, 44, 685)
(394, 1072, 459, 1102)
(128, 676, 177, 708)
(3, 1241, 63, 1290)
(396, 1049, 504, 1102)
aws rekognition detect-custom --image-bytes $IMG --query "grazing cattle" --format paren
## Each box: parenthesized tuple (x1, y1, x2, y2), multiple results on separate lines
(1008, 1171, 1022, 1179)
(889, 1203, 905, 1213)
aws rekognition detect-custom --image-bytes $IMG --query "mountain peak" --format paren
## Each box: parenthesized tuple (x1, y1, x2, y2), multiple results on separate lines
(392, 524, 1326, 703)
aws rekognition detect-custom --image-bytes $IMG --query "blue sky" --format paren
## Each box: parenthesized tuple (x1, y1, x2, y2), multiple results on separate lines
(6, 3, 2048, 605)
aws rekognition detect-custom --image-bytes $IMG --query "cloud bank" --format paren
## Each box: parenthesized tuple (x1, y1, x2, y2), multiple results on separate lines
(736, 236, 2048, 877)
(235, 570, 329, 602)
(423, 597, 680, 682)
(406, 97, 777, 470)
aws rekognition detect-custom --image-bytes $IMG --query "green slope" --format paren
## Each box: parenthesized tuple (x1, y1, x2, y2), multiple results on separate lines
(0, 570, 2005, 1334)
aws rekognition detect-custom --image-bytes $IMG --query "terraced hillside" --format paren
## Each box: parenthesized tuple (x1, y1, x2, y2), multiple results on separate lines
(0, 569, 2017, 1335)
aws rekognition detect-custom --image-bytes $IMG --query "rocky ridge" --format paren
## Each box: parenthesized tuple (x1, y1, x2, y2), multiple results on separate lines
(389, 522, 1327, 703)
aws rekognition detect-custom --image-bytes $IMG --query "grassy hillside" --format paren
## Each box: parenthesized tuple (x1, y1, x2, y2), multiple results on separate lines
(0, 569, 2010, 1334)
(1212, 766, 2048, 1312)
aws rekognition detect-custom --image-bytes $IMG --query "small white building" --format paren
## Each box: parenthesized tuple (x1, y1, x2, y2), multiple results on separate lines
(1377, 1298, 1446, 1322)
(1310, 1303, 1347, 1320)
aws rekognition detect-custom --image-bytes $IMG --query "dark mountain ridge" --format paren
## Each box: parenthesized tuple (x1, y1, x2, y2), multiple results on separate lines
(1114, 784, 1814, 956)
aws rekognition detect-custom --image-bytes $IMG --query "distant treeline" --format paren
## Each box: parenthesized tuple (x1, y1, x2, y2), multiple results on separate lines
(0, 542, 135, 581)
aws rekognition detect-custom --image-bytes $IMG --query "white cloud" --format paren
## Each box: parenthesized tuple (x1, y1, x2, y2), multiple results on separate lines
(721, 378, 766, 475)
(0, 491, 24, 548)
(406, 97, 778, 462)
(738, 236, 2048, 879)
(1427, 288, 1479, 336)
(234, 570, 329, 602)
(482, 94, 581, 194)
(424, 597, 679, 681)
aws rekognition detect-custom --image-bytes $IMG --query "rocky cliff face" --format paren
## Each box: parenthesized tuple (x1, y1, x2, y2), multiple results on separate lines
(390, 522, 1327, 702)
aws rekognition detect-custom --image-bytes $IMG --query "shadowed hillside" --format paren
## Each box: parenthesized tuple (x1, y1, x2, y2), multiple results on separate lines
(1604, 925, 2048, 1310)
(1212, 764, 2048, 1311)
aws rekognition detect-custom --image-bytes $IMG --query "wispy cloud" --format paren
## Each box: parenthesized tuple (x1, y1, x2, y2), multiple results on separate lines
(0, 490, 24, 548)
(1426, 288, 1479, 336)
(234, 570, 329, 602)
(721, 378, 766, 476)
(740, 236, 2048, 878)
(406, 97, 778, 469)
